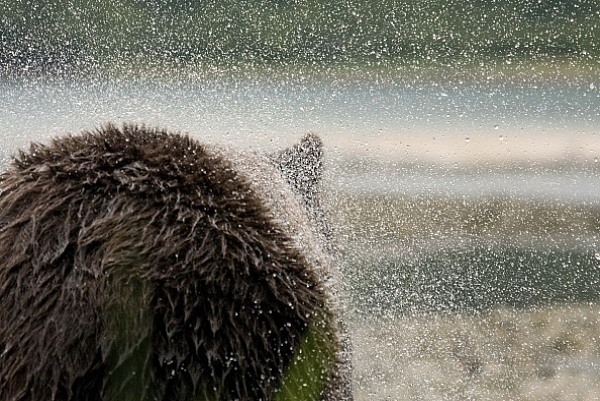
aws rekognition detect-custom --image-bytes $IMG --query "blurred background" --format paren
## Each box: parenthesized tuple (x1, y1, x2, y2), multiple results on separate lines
(2, 1, 600, 399)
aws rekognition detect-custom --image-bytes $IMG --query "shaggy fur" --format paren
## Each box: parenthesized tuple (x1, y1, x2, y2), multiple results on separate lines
(0, 125, 351, 401)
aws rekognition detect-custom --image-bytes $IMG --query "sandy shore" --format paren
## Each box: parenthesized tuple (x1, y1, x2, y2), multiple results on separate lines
(323, 127, 600, 166)
(350, 304, 600, 401)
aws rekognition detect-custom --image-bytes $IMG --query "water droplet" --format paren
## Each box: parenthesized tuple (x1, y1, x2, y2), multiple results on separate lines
(595, 252, 600, 261)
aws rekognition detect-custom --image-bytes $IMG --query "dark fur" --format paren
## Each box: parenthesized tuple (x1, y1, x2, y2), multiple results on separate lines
(0, 125, 349, 401)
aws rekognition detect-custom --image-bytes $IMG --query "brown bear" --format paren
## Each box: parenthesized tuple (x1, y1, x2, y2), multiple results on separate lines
(0, 124, 352, 401)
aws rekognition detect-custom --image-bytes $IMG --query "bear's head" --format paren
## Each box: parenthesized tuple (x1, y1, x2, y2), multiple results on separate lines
(0, 124, 351, 401)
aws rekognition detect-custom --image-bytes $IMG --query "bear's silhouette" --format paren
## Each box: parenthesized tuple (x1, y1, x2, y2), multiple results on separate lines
(0, 124, 352, 401)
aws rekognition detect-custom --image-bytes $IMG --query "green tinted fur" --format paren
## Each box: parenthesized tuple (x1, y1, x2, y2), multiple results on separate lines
(102, 270, 155, 401)
(274, 320, 337, 401)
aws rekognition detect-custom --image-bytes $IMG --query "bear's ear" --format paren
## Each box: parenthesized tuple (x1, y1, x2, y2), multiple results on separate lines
(270, 133, 323, 197)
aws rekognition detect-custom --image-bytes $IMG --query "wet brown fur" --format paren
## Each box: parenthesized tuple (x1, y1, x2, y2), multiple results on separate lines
(0, 125, 345, 401)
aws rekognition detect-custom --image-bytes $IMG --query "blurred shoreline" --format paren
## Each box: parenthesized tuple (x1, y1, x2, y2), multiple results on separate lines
(325, 128, 600, 166)
(351, 303, 600, 401)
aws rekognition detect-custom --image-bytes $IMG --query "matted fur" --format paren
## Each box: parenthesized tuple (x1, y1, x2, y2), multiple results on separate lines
(0, 124, 351, 401)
